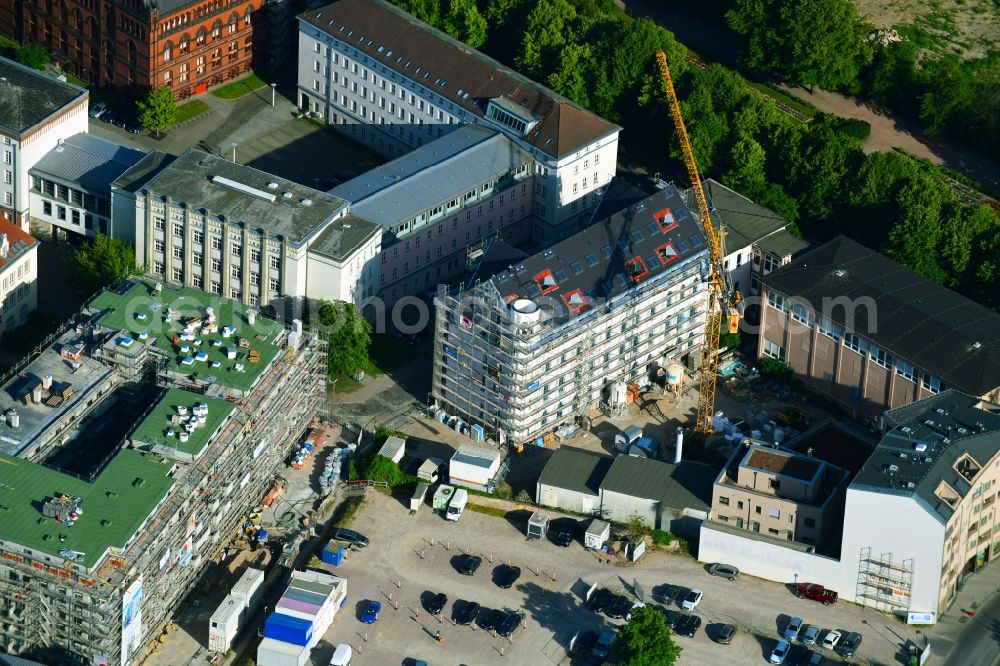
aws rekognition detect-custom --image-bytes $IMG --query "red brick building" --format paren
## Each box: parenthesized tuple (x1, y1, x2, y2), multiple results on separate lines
(0, 0, 265, 99)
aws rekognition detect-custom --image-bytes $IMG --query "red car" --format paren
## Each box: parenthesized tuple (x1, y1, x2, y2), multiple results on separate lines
(796, 583, 838, 605)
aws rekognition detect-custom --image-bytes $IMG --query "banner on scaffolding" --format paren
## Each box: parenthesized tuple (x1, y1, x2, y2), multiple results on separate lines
(121, 575, 143, 665)
(179, 535, 193, 566)
(157, 548, 170, 572)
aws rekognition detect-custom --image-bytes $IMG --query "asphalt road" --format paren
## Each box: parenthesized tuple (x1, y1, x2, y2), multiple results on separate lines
(941, 592, 1000, 666)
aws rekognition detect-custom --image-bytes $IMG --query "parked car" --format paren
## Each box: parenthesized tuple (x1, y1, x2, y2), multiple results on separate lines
(333, 528, 369, 548)
(661, 608, 682, 630)
(784, 616, 803, 642)
(124, 117, 144, 134)
(458, 554, 482, 576)
(479, 607, 505, 632)
(99, 107, 118, 124)
(771, 640, 791, 664)
(360, 600, 380, 624)
(497, 611, 522, 637)
(572, 629, 598, 656)
(554, 519, 576, 547)
(707, 563, 740, 580)
(454, 600, 480, 626)
(835, 631, 862, 658)
(715, 623, 737, 645)
(681, 588, 703, 611)
(426, 592, 448, 615)
(796, 583, 837, 605)
(89, 102, 109, 118)
(801, 625, 821, 646)
(808, 652, 825, 665)
(821, 629, 841, 650)
(593, 629, 616, 658)
(494, 563, 520, 589)
(786, 644, 809, 666)
(675, 614, 702, 637)
(607, 594, 632, 619)
(114, 115, 128, 129)
(589, 587, 614, 613)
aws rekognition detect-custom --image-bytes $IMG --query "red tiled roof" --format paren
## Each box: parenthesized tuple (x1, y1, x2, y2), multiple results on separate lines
(0, 218, 39, 273)
(302, 0, 620, 158)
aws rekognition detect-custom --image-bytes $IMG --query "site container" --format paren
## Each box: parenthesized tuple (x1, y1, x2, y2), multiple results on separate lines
(256, 637, 310, 666)
(263, 612, 313, 647)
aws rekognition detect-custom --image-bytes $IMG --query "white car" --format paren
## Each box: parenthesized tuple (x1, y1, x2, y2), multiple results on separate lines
(681, 588, 703, 611)
(88, 102, 109, 118)
(770, 640, 790, 664)
(821, 629, 842, 650)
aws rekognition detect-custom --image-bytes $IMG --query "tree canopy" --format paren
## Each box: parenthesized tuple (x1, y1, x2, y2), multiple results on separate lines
(18, 43, 50, 70)
(617, 605, 682, 666)
(69, 233, 137, 295)
(316, 300, 372, 376)
(137, 86, 177, 137)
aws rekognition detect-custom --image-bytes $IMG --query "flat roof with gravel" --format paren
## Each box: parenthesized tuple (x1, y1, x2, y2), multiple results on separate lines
(89, 281, 284, 392)
(130, 388, 235, 459)
(0, 449, 175, 568)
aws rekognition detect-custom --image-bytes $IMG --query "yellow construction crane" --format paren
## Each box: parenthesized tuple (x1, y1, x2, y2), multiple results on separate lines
(655, 50, 741, 434)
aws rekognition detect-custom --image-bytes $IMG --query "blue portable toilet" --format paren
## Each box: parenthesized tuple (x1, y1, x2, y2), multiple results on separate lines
(470, 424, 484, 443)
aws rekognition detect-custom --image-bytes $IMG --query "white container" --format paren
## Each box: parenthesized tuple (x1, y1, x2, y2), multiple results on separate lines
(208, 595, 244, 652)
(445, 488, 468, 521)
(257, 637, 309, 666)
(330, 644, 352, 665)
(230, 567, 264, 611)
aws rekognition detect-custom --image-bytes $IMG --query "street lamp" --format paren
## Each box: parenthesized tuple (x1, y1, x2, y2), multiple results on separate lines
(231, 142, 237, 162)
(270, 82, 276, 107)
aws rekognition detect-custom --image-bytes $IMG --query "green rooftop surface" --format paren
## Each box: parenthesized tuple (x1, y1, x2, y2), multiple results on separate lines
(0, 449, 175, 568)
(131, 388, 235, 458)
(90, 281, 284, 392)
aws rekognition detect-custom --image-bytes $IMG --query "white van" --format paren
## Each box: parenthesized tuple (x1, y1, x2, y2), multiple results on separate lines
(330, 643, 352, 665)
(445, 488, 469, 521)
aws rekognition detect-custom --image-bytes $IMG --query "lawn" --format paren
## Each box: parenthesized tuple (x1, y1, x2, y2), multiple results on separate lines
(174, 99, 210, 124)
(212, 73, 269, 100)
(747, 81, 819, 121)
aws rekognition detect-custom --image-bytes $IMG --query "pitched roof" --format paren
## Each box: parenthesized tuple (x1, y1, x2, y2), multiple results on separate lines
(702, 179, 791, 253)
(0, 218, 38, 274)
(600, 456, 715, 512)
(489, 185, 707, 321)
(536, 446, 614, 497)
(852, 390, 1000, 523)
(330, 125, 531, 228)
(762, 236, 1000, 397)
(30, 133, 146, 192)
(301, 0, 620, 158)
(0, 57, 87, 135)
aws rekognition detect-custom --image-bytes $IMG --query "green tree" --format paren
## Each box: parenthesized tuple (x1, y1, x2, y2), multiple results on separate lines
(397, 0, 441, 25)
(882, 175, 949, 283)
(727, 0, 871, 90)
(919, 58, 973, 136)
(137, 86, 177, 137)
(316, 300, 372, 376)
(18, 43, 50, 70)
(515, 0, 576, 79)
(547, 42, 593, 107)
(617, 605, 682, 666)
(939, 204, 998, 287)
(442, 0, 487, 49)
(723, 137, 767, 198)
(861, 40, 920, 112)
(68, 233, 137, 295)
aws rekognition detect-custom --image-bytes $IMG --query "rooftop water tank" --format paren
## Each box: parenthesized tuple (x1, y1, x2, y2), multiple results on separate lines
(508, 298, 540, 325)
(7, 409, 18, 428)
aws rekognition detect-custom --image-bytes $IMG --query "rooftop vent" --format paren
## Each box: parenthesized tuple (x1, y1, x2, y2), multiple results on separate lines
(901, 426, 912, 434)
(957, 427, 968, 435)
(906, 482, 916, 489)
(971, 341, 983, 350)
(888, 464, 899, 473)
(834, 269, 846, 277)
(211, 176, 276, 203)
(282, 192, 293, 199)
(267, 182, 279, 190)
(301, 198, 312, 206)
(914, 442, 928, 453)
(924, 419, 936, 427)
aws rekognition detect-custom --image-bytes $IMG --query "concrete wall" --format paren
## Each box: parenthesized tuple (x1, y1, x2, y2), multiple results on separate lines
(536, 482, 599, 515)
(599, 490, 660, 529)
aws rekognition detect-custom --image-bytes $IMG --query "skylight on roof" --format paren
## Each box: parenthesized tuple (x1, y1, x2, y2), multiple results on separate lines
(654, 207, 678, 233)
(585, 253, 598, 267)
(316, 11, 322, 18)
(689, 234, 703, 247)
(656, 242, 679, 266)
(457, 88, 464, 96)
(328, 19, 334, 26)
(632, 230, 643, 243)
(677, 240, 689, 253)
(617, 239, 629, 251)
(358, 34, 364, 42)
(377, 45, 384, 53)
(646, 222, 658, 235)
(563, 289, 588, 314)
(555, 269, 568, 282)
(570, 262, 583, 275)
(415, 66, 422, 74)
(602, 245, 612, 258)
(339, 25, 345, 32)
(626, 256, 650, 283)
(386, 50, 392, 57)
(535, 269, 558, 294)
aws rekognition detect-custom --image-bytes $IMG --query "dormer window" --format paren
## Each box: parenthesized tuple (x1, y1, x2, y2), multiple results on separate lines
(656, 243, 679, 266)
(534, 269, 558, 294)
(954, 453, 982, 482)
(486, 98, 538, 136)
(625, 257, 649, 283)
(563, 289, 588, 314)
(935, 480, 961, 507)
(655, 208, 678, 233)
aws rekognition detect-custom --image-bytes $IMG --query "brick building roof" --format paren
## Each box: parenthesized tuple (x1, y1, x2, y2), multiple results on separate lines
(0, 217, 38, 274)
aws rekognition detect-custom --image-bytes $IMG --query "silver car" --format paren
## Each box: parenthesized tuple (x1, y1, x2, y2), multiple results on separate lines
(802, 625, 821, 645)
(784, 616, 803, 642)
(707, 562, 740, 580)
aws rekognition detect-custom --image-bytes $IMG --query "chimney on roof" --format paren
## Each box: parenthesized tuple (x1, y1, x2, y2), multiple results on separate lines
(807, 447, 813, 457)
(0, 233, 8, 258)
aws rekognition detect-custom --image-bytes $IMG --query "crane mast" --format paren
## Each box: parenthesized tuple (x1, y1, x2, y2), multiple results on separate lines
(655, 50, 738, 434)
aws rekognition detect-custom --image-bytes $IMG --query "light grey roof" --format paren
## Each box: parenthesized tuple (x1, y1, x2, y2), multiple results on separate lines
(698, 178, 791, 252)
(537, 446, 613, 498)
(138, 149, 349, 245)
(329, 125, 531, 228)
(0, 57, 87, 135)
(600, 456, 715, 512)
(112, 150, 177, 194)
(31, 133, 146, 192)
(452, 443, 501, 468)
(308, 214, 381, 262)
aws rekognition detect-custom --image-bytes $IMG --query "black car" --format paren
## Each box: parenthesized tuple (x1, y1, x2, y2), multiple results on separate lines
(589, 587, 614, 613)
(494, 563, 520, 589)
(835, 631, 862, 658)
(458, 554, 482, 576)
(572, 629, 598, 656)
(553, 518, 576, 547)
(715, 623, 737, 645)
(675, 614, 702, 638)
(454, 600, 480, 626)
(124, 118, 144, 134)
(497, 611, 522, 637)
(661, 608, 683, 630)
(333, 528, 369, 548)
(99, 108, 118, 124)
(480, 607, 506, 632)
(426, 592, 448, 615)
(786, 643, 810, 666)
(607, 594, 632, 620)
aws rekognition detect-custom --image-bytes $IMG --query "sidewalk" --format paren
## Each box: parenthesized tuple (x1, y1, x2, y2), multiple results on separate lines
(927, 559, 1000, 660)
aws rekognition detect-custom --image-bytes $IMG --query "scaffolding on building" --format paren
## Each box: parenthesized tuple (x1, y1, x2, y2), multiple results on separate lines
(856, 547, 914, 612)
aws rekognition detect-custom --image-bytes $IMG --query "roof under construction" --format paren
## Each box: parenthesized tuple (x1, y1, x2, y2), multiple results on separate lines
(0, 449, 176, 568)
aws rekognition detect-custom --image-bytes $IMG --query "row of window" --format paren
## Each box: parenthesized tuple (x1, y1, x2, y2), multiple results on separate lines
(151, 263, 277, 301)
(0, 259, 30, 288)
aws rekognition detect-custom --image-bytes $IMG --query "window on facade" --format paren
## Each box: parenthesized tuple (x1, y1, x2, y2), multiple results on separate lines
(803, 517, 816, 528)
(870, 344, 892, 370)
(843, 332, 866, 355)
(817, 317, 842, 341)
(172, 247, 182, 260)
(922, 373, 941, 394)
(895, 359, 916, 381)
(211, 236, 222, 250)
(193, 252, 202, 266)
(268, 277, 279, 292)
(763, 339, 785, 361)
(719, 497, 730, 506)
(231, 266, 241, 279)
(250, 248, 260, 263)
(211, 258, 221, 272)
(154, 239, 164, 253)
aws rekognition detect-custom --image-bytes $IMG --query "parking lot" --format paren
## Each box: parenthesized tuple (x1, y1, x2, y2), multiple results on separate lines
(314, 491, 921, 665)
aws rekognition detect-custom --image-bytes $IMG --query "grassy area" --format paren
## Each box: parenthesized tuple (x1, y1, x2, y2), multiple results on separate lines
(63, 72, 88, 89)
(747, 81, 820, 120)
(467, 503, 511, 519)
(329, 374, 365, 395)
(211, 73, 270, 100)
(368, 334, 415, 374)
(174, 99, 210, 124)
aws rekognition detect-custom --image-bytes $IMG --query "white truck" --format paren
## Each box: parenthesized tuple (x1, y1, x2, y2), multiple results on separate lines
(445, 488, 469, 521)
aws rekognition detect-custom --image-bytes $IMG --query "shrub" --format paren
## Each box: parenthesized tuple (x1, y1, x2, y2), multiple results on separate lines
(651, 528, 671, 546)
(837, 118, 872, 141)
(758, 357, 794, 382)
